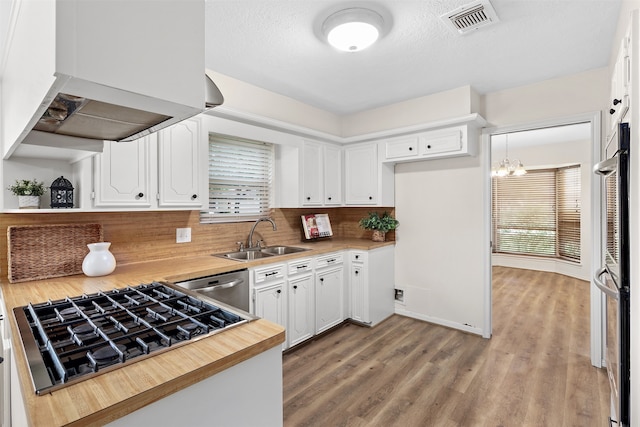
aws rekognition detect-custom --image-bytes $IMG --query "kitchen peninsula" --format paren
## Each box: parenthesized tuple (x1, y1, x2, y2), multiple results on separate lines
(2, 238, 392, 426)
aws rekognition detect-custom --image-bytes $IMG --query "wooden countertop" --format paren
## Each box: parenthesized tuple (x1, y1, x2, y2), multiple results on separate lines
(1, 238, 393, 426)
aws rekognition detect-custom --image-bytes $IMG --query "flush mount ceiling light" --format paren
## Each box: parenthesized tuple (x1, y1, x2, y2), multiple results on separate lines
(322, 8, 384, 52)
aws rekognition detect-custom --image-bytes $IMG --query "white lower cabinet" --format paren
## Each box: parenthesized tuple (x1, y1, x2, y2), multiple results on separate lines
(287, 273, 315, 347)
(349, 245, 395, 326)
(253, 282, 287, 350)
(315, 252, 344, 334)
(250, 247, 393, 350)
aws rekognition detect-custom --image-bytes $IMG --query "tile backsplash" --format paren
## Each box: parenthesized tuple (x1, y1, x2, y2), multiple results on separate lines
(0, 208, 394, 274)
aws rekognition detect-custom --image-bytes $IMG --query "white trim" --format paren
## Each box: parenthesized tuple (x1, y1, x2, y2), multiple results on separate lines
(483, 111, 603, 368)
(482, 130, 492, 338)
(205, 106, 486, 145)
(395, 308, 484, 336)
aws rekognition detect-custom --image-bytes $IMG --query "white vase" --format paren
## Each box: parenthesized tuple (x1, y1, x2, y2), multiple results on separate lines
(18, 195, 40, 209)
(82, 242, 116, 277)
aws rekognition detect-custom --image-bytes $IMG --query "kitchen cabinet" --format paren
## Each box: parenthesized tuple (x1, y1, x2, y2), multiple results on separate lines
(252, 262, 287, 349)
(382, 125, 476, 163)
(157, 118, 203, 208)
(315, 253, 344, 333)
(344, 142, 394, 206)
(287, 272, 315, 347)
(349, 246, 395, 326)
(93, 136, 154, 208)
(301, 141, 343, 206)
(609, 30, 630, 135)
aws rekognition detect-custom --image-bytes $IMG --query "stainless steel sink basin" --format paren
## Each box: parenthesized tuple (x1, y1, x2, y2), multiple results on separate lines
(214, 246, 309, 261)
(261, 246, 310, 255)
(215, 250, 275, 261)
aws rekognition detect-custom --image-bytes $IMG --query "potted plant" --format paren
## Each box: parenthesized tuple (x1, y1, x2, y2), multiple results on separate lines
(7, 179, 47, 209)
(358, 211, 399, 242)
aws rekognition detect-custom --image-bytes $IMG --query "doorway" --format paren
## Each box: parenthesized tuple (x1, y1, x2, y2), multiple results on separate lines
(483, 112, 604, 367)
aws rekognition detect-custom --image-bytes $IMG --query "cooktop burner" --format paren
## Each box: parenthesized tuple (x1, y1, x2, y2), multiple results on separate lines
(13, 282, 253, 395)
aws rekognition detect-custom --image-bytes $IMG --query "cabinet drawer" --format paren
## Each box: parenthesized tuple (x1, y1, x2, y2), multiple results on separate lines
(253, 263, 285, 284)
(288, 258, 313, 275)
(420, 129, 462, 156)
(351, 251, 367, 263)
(316, 252, 343, 269)
(385, 137, 418, 160)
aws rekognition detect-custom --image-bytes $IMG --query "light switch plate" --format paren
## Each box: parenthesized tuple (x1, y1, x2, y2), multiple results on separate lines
(176, 228, 191, 243)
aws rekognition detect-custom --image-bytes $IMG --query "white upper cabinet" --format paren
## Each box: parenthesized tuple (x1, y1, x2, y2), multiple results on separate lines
(323, 144, 343, 206)
(157, 118, 203, 208)
(302, 141, 324, 206)
(93, 137, 154, 208)
(609, 31, 630, 135)
(344, 142, 394, 206)
(1, 0, 205, 158)
(382, 125, 476, 164)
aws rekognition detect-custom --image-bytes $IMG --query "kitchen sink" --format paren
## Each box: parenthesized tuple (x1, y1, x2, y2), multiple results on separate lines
(260, 246, 310, 255)
(214, 246, 310, 262)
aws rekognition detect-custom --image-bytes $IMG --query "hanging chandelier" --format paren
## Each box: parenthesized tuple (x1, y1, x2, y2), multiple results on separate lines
(492, 134, 527, 177)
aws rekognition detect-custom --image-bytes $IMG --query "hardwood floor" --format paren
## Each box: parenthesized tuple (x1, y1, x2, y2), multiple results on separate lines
(283, 267, 610, 426)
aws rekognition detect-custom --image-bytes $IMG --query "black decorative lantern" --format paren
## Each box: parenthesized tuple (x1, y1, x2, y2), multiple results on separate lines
(50, 176, 74, 208)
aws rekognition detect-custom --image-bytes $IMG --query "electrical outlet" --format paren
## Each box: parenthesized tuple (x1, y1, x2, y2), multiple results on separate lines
(176, 228, 191, 243)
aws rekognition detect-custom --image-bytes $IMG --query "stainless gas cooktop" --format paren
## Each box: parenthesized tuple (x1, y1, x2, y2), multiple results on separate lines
(13, 282, 254, 395)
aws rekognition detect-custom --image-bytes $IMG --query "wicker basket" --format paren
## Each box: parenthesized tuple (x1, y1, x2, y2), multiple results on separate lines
(7, 223, 103, 283)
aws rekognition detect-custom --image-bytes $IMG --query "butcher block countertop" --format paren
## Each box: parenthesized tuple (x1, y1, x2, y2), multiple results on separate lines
(1, 238, 393, 426)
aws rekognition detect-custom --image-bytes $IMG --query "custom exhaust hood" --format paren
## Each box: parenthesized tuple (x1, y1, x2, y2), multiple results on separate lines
(30, 74, 223, 143)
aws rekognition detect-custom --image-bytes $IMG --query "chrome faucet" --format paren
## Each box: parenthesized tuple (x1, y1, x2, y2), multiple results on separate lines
(247, 217, 277, 250)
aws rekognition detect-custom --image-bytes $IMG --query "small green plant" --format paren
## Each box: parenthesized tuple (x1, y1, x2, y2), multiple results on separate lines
(7, 179, 47, 196)
(358, 211, 399, 233)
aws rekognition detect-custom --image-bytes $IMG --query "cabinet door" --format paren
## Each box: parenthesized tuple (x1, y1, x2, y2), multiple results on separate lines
(609, 37, 630, 134)
(158, 118, 202, 208)
(302, 141, 323, 206)
(288, 274, 315, 347)
(254, 282, 287, 350)
(350, 263, 369, 324)
(324, 145, 342, 205)
(344, 144, 377, 205)
(94, 136, 153, 207)
(316, 267, 344, 333)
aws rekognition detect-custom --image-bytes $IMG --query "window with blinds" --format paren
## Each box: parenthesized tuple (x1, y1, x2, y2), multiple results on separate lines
(200, 134, 274, 223)
(492, 165, 581, 262)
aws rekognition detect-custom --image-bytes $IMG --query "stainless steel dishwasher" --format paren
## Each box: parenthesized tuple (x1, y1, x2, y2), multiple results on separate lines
(174, 269, 250, 312)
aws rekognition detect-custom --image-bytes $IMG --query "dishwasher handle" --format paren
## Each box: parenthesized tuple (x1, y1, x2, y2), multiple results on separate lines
(593, 266, 619, 300)
(196, 279, 245, 293)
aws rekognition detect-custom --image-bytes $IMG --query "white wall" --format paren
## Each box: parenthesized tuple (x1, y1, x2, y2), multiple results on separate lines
(394, 148, 486, 335)
(491, 138, 593, 281)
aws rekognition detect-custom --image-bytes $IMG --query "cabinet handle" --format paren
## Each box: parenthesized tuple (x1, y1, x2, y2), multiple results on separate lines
(613, 98, 622, 105)
(306, 196, 311, 201)
(409, 147, 413, 151)
(297, 265, 308, 269)
(320, 278, 324, 283)
(328, 196, 332, 201)
(355, 270, 359, 275)
(368, 196, 373, 200)
(293, 285, 298, 289)
(276, 289, 282, 294)
(265, 271, 278, 277)
(137, 192, 144, 198)
(355, 255, 360, 260)
(427, 145, 432, 149)
(191, 194, 198, 200)
(327, 258, 336, 263)
(610, 108, 616, 115)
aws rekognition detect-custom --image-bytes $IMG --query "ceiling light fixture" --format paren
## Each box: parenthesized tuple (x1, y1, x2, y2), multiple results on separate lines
(492, 134, 527, 177)
(322, 8, 384, 52)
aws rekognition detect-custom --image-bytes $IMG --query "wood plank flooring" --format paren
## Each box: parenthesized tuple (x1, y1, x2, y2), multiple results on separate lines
(283, 266, 610, 426)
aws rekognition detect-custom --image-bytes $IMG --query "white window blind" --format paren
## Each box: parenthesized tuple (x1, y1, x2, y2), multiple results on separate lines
(200, 134, 274, 223)
(557, 166, 581, 261)
(492, 164, 581, 261)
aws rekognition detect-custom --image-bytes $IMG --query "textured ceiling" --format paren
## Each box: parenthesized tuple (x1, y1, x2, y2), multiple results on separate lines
(204, 0, 622, 115)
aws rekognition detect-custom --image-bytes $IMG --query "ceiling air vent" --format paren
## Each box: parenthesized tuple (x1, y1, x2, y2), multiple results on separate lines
(441, 0, 499, 35)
